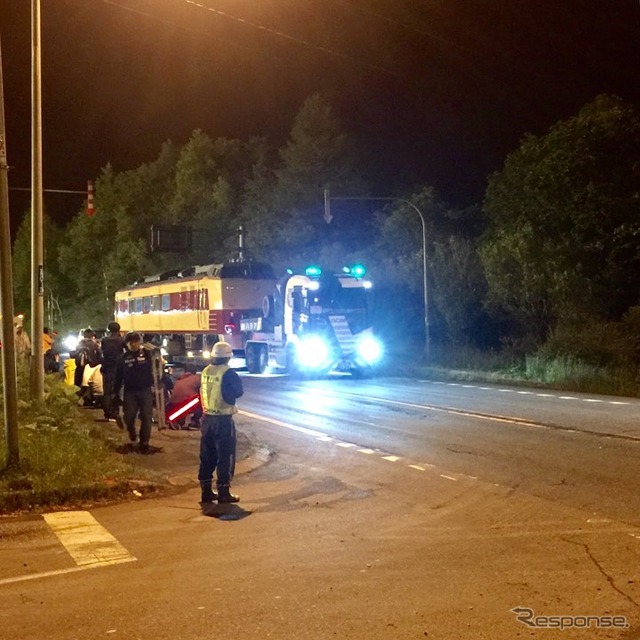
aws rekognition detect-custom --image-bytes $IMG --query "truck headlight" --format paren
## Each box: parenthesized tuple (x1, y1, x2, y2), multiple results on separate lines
(298, 336, 330, 369)
(356, 336, 382, 364)
(63, 335, 78, 352)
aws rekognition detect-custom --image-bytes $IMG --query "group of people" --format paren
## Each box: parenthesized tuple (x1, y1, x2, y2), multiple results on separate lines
(75, 324, 244, 504)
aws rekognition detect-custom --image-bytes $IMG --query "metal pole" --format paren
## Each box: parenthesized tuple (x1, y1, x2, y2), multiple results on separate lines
(324, 194, 430, 360)
(31, 0, 44, 400)
(405, 201, 430, 361)
(0, 35, 20, 467)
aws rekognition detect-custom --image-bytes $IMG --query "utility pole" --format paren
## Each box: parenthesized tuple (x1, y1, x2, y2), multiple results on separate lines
(324, 189, 430, 360)
(31, 0, 44, 400)
(0, 36, 20, 467)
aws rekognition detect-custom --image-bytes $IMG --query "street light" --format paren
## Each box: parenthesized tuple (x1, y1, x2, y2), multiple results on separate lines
(323, 190, 430, 360)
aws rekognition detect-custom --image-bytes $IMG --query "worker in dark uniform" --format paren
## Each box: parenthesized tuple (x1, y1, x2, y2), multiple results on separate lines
(199, 341, 244, 503)
(101, 321, 126, 422)
(114, 332, 154, 453)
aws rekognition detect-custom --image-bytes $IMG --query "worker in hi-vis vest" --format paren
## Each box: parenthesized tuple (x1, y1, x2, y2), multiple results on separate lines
(198, 341, 244, 504)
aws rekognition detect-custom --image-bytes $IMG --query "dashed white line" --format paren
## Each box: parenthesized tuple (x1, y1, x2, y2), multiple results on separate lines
(409, 464, 426, 471)
(440, 474, 457, 481)
(421, 380, 635, 406)
(357, 448, 376, 454)
(381, 455, 401, 462)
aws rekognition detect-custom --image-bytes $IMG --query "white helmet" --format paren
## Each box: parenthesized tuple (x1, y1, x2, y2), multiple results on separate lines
(212, 341, 233, 359)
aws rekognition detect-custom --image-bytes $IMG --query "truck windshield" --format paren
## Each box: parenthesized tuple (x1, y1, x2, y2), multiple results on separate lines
(314, 285, 368, 311)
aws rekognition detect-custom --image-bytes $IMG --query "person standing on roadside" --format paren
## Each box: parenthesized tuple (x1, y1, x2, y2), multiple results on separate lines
(114, 332, 155, 453)
(14, 324, 31, 365)
(101, 321, 126, 422)
(198, 341, 244, 504)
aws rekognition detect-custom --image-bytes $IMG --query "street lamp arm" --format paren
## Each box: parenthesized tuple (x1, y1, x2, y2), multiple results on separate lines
(323, 192, 430, 360)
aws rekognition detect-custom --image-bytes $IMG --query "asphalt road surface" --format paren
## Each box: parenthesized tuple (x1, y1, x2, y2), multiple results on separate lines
(2, 374, 640, 640)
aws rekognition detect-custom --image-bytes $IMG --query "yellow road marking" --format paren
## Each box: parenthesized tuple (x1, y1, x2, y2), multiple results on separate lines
(43, 511, 136, 568)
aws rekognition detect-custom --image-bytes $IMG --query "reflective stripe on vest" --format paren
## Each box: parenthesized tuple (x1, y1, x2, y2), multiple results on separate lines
(200, 364, 237, 416)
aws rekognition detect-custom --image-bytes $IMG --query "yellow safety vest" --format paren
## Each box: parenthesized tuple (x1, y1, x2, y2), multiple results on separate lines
(200, 364, 237, 416)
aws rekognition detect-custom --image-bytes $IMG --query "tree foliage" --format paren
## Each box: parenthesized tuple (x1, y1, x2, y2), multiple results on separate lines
(49, 94, 367, 329)
(480, 94, 640, 341)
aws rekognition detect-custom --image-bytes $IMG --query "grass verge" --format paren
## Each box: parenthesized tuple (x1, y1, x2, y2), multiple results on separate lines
(0, 373, 163, 514)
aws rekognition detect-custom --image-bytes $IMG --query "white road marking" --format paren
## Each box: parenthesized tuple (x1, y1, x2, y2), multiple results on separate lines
(381, 455, 400, 462)
(240, 410, 327, 438)
(0, 564, 111, 586)
(420, 379, 635, 406)
(336, 442, 355, 448)
(0, 512, 135, 586)
(440, 474, 457, 481)
(357, 448, 376, 454)
(43, 511, 135, 567)
(409, 465, 425, 471)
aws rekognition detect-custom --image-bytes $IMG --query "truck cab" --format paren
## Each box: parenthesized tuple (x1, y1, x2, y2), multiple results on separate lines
(242, 265, 383, 376)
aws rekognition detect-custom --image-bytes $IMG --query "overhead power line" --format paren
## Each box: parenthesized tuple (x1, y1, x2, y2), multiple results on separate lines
(182, 0, 407, 80)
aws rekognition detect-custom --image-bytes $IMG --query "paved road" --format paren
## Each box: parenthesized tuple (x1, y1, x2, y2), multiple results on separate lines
(1, 375, 639, 640)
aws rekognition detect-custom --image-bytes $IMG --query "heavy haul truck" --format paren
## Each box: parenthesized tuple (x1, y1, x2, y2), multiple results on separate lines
(115, 259, 382, 375)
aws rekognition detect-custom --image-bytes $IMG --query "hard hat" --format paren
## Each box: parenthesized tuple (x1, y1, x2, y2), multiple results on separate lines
(212, 342, 233, 359)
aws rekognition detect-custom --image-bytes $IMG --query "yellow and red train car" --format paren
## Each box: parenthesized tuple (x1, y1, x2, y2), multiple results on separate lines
(114, 261, 276, 358)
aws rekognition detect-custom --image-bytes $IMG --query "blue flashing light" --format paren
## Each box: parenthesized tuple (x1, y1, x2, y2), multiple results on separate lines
(305, 265, 322, 277)
(351, 264, 366, 278)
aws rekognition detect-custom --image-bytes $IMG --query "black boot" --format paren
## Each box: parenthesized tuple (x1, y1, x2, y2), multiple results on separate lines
(200, 481, 218, 503)
(217, 485, 239, 503)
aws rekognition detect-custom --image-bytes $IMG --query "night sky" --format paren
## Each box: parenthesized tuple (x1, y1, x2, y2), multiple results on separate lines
(1, 0, 639, 231)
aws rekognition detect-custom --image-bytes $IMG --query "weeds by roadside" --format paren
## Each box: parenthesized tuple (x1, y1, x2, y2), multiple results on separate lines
(398, 344, 640, 397)
(0, 372, 158, 513)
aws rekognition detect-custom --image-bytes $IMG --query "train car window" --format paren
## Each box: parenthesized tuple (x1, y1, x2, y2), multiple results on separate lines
(152, 295, 160, 311)
(135, 299, 143, 313)
(128, 299, 135, 314)
(161, 293, 170, 311)
(143, 297, 151, 313)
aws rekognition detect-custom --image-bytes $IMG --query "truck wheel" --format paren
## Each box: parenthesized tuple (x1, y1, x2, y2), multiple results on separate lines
(257, 344, 268, 374)
(246, 343, 268, 374)
(246, 343, 259, 374)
